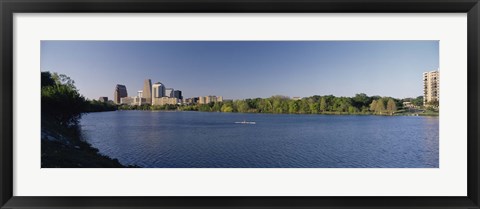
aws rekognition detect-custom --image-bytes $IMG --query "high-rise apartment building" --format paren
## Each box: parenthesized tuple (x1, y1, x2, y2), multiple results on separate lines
(142, 79, 152, 104)
(423, 70, 440, 106)
(165, 88, 174, 98)
(152, 82, 166, 98)
(114, 84, 128, 104)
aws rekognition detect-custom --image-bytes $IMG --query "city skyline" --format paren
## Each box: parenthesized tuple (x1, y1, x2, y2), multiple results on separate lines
(41, 41, 439, 100)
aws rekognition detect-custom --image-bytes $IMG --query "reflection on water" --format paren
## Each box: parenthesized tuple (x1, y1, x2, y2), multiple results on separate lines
(80, 111, 439, 168)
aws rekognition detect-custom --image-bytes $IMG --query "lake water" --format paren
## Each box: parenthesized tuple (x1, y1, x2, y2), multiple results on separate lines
(79, 111, 439, 168)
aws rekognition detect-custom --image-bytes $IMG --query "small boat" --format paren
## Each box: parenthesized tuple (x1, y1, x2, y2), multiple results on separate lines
(235, 120, 256, 125)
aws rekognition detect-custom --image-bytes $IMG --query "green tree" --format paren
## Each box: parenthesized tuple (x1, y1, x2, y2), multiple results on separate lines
(323, 95, 335, 111)
(319, 97, 327, 112)
(212, 102, 222, 112)
(41, 71, 55, 87)
(288, 100, 299, 113)
(412, 96, 424, 106)
(310, 102, 320, 114)
(245, 98, 259, 112)
(221, 102, 234, 112)
(299, 99, 311, 114)
(51, 73, 77, 90)
(258, 99, 273, 113)
(386, 98, 397, 114)
(352, 93, 370, 109)
(85, 99, 117, 112)
(375, 98, 386, 114)
(369, 100, 377, 112)
(198, 104, 212, 112)
(348, 106, 357, 113)
(41, 72, 87, 126)
(271, 96, 286, 114)
(235, 100, 250, 113)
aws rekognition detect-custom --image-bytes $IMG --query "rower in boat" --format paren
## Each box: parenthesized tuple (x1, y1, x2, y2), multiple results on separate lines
(235, 120, 256, 124)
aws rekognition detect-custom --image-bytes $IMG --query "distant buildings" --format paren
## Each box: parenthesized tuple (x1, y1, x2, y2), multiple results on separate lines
(165, 88, 174, 98)
(98, 97, 108, 102)
(135, 97, 148, 105)
(142, 79, 152, 104)
(402, 101, 418, 109)
(423, 70, 439, 106)
(114, 84, 128, 104)
(120, 96, 148, 106)
(197, 96, 206, 104)
(152, 97, 179, 106)
(183, 97, 198, 105)
(198, 95, 223, 104)
(113, 78, 224, 107)
(120, 97, 134, 105)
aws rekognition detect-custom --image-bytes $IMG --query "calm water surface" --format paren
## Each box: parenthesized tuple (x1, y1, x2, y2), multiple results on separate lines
(79, 111, 439, 168)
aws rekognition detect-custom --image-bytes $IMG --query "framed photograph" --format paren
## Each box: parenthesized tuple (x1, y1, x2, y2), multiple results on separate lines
(1, 0, 479, 208)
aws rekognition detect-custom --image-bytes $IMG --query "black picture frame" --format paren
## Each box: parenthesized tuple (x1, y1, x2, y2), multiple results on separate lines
(1, 0, 479, 208)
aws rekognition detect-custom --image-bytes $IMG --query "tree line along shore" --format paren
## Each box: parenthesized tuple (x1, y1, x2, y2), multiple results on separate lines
(119, 94, 438, 117)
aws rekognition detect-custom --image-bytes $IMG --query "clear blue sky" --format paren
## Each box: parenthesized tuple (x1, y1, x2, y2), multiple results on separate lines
(41, 41, 438, 100)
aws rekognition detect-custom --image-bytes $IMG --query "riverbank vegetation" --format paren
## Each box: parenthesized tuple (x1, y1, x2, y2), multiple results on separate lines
(41, 71, 130, 168)
(120, 93, 438, 116)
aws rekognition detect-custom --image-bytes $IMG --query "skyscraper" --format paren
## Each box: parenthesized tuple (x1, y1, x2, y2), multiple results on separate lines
(142, 79, 152, 104)
(152, 82, 165, 98)
(114, 84, 128, 104)
(165, 88, 174, 98)
(423, 70, 440, 106)
(173, 90, 182, 100)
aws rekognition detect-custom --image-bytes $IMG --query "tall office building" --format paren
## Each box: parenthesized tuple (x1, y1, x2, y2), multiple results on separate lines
(142, 79, 152, 104)
(152, 82, 165, 98)
(423, 70, 440, 106)
(165, 88, 174, 98)
(173, 90, 183, 100)
(114, 84, 128, 104)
